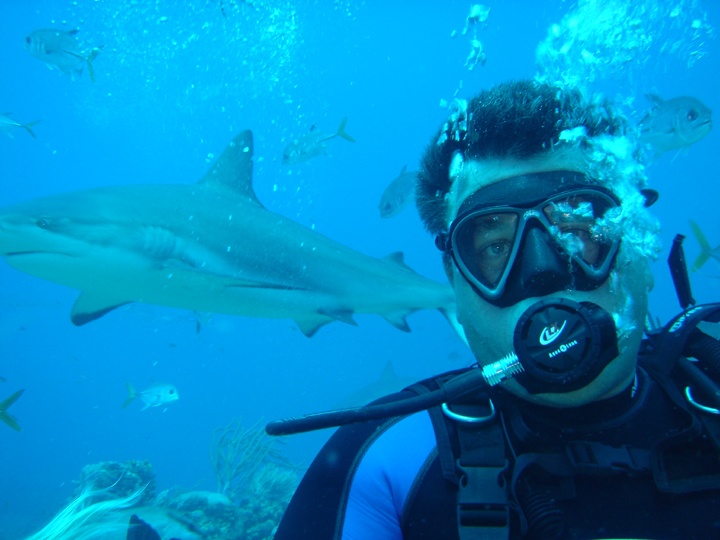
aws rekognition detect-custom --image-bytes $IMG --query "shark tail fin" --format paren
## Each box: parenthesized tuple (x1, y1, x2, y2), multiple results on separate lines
(122, 382, 136, 409)
(336, 117, 356, 143)
(689, 220, 713, 272)
(0, 389, 24, 432)
(22, 120, 40, 139)
(85, 47, 103, 83)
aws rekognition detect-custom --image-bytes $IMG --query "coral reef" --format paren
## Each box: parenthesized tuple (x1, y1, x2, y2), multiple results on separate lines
(25, 419, 300, 539)
(74, 459, 156, 506)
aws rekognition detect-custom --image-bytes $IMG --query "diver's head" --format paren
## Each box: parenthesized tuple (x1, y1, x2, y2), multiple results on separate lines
(417, 80, 660, 407)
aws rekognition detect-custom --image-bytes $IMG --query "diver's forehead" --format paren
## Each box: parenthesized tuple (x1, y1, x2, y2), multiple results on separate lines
(447, 149, 591, 226)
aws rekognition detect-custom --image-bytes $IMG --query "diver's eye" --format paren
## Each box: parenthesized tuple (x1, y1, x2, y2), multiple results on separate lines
(687, 109, 699, 122)
(36, 218, 50, 229)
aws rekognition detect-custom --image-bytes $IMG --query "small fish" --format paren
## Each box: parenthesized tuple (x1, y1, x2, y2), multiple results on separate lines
(638, 94, 712, 157)
(0, 389, 24, 432)
(25, 29, 102, 82)
(378, 165, 419, 218)
(122, 382, 179, 411)
(283, 117, 356, 164)
(689, 220, 720, 272)
(0, 113, 39, 139)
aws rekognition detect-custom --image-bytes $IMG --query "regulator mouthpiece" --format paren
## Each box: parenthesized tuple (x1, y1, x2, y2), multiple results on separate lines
(512, 298, 619, 394)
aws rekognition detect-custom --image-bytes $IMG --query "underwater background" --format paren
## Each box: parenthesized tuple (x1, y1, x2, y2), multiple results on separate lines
(0, 0, 718, 538)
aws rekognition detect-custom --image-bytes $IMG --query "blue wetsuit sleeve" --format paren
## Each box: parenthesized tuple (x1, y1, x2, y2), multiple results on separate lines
(341, 412, 437, 540)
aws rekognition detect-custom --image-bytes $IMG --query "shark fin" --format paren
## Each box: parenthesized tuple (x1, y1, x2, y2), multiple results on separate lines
(200, 129, 262, 207)
(382, 252, 416, 273)
(0, 389, 24, 432)
(294, 314, 335, 337)
(320, 308, 358, 326)
(295, 309, 357, 336)
(71, 292, 130, 326)
(383, 312, 411, 332)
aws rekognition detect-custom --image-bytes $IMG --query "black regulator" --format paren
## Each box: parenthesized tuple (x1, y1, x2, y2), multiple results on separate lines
(266, 298, 620, 436)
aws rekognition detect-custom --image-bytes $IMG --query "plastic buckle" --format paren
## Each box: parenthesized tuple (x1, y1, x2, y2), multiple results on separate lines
(456, 463, 509, 538)
(565, 441, 650, 475)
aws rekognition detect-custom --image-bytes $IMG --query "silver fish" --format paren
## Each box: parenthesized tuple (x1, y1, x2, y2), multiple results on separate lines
(123, 382, 179, 411)
(283, 117, 355, 164)
(689, 220, 720, 272)
(25, 29, 101, 82)
(0, 113, 39, 139)
(378, 165, 418, 218)
(638, 94, 712, 156)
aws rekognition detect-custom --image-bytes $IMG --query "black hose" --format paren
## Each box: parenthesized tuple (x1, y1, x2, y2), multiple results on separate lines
(684, 328, 720, 378)
(266, 367, 490, 436)
(516, 476, 563, 539)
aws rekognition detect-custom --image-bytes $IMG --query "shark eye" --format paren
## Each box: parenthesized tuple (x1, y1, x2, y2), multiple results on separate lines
(37, 218, 51, 229)
(25, 36, 31, 45)
(687, 109, 699, 122)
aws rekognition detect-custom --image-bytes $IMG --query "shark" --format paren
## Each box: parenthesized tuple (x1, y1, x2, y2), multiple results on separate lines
(0, 130, 460, 337)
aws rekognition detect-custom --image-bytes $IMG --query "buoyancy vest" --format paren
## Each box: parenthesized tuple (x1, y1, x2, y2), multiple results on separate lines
(273, 305, 720, 540)
(398, 304, 720, 539)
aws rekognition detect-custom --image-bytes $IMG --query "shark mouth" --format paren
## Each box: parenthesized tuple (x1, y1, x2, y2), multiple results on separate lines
(5, 251, 75, 258)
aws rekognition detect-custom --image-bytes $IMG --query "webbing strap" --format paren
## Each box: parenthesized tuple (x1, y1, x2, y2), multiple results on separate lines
(451, 403, 510, 540)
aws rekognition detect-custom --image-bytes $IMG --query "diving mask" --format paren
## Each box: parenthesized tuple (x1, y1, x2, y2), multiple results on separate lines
(436, 171, 621, 307)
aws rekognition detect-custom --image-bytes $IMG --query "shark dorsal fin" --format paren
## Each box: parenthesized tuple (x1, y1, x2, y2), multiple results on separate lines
(382, 252, 416, 274)
(200, 129, 262, 206)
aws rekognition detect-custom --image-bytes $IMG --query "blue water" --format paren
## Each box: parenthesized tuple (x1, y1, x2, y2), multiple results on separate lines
(0, 1, 717, 538)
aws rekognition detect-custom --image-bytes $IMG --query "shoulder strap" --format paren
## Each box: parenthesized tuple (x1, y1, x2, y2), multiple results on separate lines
(641, 303, 720, 376)
(425, 397, 510, 540)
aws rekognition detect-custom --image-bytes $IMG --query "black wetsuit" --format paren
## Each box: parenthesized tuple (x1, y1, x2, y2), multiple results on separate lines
(274, 367, 720, 539)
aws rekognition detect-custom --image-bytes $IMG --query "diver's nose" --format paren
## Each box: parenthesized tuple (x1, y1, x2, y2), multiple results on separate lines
(516, 226, 568, 296)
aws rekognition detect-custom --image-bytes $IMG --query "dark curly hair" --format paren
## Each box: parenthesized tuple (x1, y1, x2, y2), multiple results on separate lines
(416, 80, 628, 235)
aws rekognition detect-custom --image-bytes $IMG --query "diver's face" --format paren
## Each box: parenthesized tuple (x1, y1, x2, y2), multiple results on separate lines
(446, 155, 651, 407)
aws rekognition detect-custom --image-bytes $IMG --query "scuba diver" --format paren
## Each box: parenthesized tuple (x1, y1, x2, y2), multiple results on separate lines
(269, 80, 720, 539)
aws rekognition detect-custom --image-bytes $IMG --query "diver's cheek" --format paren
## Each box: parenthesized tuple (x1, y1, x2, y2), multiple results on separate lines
(454, 278, 521, 363)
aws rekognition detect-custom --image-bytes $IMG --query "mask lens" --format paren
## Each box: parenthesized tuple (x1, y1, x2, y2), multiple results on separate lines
(543, 191, 616, 270)
(454, 212, 519, 290)
(449, 188, 619, 300)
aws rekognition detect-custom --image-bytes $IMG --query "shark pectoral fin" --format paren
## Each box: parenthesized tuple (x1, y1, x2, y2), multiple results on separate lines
(320, 309, 358, 327)
(71, 292, 131, 326)
(295, 309, 357, 337)
(383, 312, 412, 332)
(294, 314, 334, 337)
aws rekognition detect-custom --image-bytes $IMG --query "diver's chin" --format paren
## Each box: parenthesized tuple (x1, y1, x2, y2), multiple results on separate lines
(499, 360, 635, 408)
